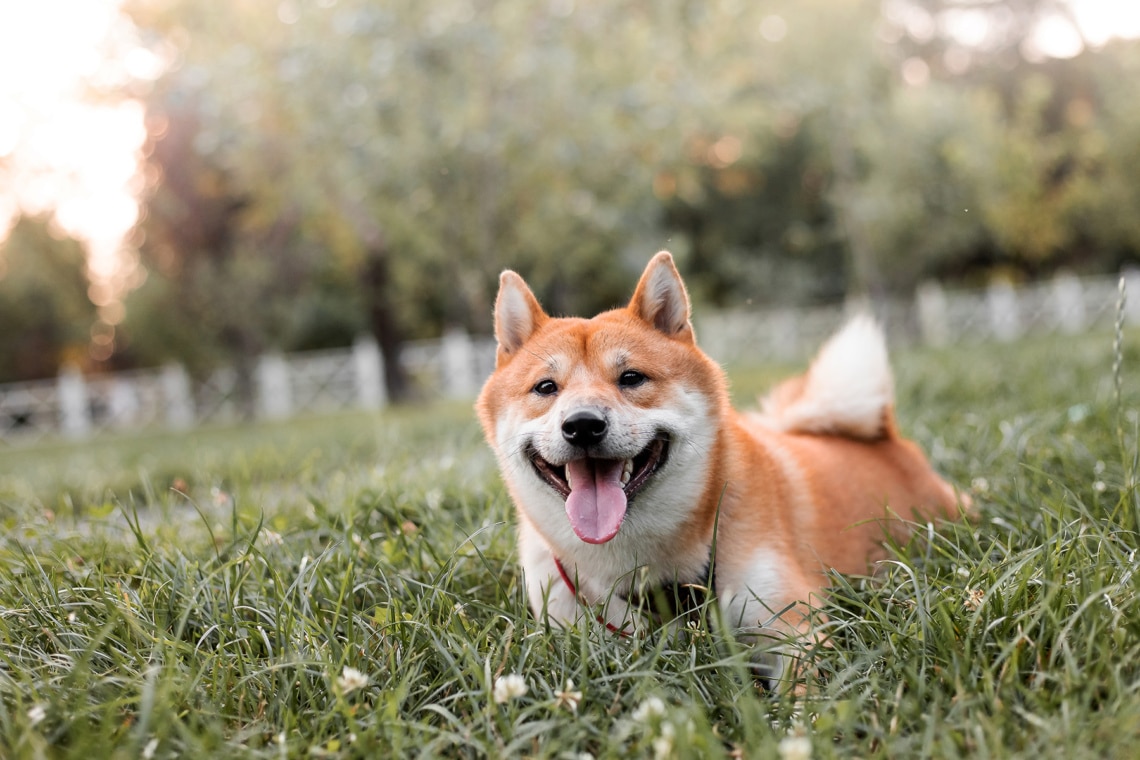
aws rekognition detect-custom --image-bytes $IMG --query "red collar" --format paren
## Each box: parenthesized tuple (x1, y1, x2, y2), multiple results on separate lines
(553, 556, 632, 637)
(553, 552, 715, 637)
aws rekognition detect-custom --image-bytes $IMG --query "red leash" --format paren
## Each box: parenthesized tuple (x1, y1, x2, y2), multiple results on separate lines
(553, 557, 631, 637)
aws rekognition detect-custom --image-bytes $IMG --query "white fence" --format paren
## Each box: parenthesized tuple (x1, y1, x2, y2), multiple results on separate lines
(696, 269, 1138, 366)
(0, 271, 1136, 445)
(0, 332, 497, 446)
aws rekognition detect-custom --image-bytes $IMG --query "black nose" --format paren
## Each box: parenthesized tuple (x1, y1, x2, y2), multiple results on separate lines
(562, 408, 608, 448)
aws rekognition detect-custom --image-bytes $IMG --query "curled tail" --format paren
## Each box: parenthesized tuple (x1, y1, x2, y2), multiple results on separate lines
(755, 315, 895, 440)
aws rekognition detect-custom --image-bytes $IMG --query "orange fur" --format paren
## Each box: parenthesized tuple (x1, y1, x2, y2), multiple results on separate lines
(477, 252, 970, 676)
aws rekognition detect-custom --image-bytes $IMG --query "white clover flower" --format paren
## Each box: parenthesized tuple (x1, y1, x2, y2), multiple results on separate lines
(27, 704, 46, 727)
(336, 666, 370, 695)
(553, 679, 583, 713)
(493, 674, 528, 704)
(260, 529, 284, 547)
(778, 734, 812, 760)
(1094, 480, 1107, 493)
(632, 696, 667, 723)
(142, 738, 160, 759)
(652, 721, 676, 759)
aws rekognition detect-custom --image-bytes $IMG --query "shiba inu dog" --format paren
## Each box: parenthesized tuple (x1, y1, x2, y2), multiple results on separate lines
(476, 251, 968, 674)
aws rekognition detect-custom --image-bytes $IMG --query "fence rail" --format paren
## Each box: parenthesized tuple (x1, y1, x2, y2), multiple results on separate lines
(1, 270, 1136, 445)
(695, 269, 1136, 366)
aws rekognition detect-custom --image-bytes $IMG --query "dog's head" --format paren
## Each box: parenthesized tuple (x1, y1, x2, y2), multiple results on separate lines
(477, 252, 727, 551)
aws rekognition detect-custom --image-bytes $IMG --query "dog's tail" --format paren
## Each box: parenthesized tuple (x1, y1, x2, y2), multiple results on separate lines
(755, 315, 895, 440)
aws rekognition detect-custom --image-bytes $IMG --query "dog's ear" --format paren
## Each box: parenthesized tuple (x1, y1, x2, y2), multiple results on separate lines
(628, 251, 694, 341)
(493, 270, 547, 357)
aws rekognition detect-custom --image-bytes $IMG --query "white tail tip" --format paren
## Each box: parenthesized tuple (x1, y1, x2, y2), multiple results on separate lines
(758, 315, 894, 440)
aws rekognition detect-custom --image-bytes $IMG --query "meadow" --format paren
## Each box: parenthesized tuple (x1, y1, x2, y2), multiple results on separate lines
(1, 326, 1139, 759)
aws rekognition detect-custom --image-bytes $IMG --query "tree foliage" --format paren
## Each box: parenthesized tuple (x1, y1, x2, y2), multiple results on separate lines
(104, 0, 1140, 388)
(0, 217, 95, 382)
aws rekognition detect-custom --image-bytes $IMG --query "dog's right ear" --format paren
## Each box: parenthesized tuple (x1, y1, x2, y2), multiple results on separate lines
(493, 271, 547, 358)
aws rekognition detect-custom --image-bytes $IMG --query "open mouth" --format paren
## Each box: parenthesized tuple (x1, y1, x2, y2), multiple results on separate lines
(529, 435, 670, 544)
(530, 435, 670, 501)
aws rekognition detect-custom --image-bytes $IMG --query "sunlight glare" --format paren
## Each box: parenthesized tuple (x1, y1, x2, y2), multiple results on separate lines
(0, 100, 21, 158)
(0, 0, 155, 302)
(922, 0, 1140, 59)
(1069, 0, 1140, 46)
(1030, 0, 1140, 58)
(1027, 14, 1084, 60)
(940, 9, 991, 48)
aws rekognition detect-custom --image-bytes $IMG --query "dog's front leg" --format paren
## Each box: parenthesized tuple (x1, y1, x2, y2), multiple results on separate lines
(517, 520, 585, 625)
(718, 551, 826, 691)
(720, 590, 825, 692)
(517, 521, 637, 633)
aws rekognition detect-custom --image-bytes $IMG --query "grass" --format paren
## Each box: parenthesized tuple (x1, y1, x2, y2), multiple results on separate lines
(1, 327, 1138, 759)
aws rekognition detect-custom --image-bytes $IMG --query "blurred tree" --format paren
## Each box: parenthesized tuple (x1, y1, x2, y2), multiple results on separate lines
(1063, 42, 1140, 272)
(949, 75, 1078, 270)
(659, 0, 893, 303)
(121, 94, 315, 413)
(243, 0, 716, 339)
(118, 0, 1140, 391)
(877, 0, 1132, 278)
(0, 217, 95, 381)
(661, 121, 849, 306)
(889, 0, 1078, 73)
(126, 0, 761, 397)
(845, 82, 991, 289)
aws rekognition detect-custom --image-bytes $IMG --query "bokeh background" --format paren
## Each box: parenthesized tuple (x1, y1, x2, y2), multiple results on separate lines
(2, 0, 1139, 403)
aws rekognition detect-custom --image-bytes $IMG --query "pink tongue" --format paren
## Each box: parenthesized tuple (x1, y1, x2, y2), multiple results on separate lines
(565, 458, 627, 544)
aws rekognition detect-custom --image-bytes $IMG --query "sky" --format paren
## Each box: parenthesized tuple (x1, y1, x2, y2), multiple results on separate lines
(0, 0, 161, 321)
(1, 0, 1139, 312)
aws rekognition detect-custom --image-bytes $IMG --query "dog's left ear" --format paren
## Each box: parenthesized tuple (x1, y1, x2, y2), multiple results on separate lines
(628, 251, 694, 342)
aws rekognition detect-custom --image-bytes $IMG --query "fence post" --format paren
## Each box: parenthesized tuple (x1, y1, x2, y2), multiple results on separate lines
(916, 280, 949, 347)
(353, 335, 386, 410)
(844, 293, 874, 322)
(1052, 271, 1086, 334)
(441, 327, 479, 398)
(108, 379, 139, 429)
(693, 314, 729, 364)
(256, 353, 293, 420)
(1124, 266, 1140, 326)
(987, 280, 1021, 342)
(58, 365, 91, 439)
(770, 308, 801, 360)
(161, 363, 195, 429)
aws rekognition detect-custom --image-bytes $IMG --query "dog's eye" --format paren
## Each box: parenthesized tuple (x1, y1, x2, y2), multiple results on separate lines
(533, 379, 558, 396)
(618, 370, 647, 388)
